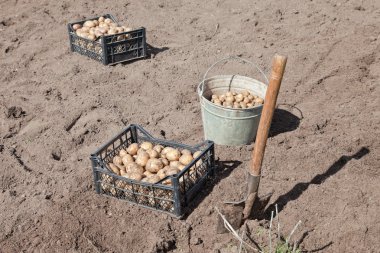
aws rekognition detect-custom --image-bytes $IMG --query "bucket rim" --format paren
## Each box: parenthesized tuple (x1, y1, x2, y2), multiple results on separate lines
(197, 74, 265, 112)
(197, 74, 267, 97)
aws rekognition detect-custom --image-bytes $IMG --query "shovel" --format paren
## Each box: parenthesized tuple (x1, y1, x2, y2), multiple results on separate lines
(217, 54, 287, 232)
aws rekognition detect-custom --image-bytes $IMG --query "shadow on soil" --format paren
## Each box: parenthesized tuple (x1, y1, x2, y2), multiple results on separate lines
(264, 146, 370, 217)
(182, 160, 242, 218)
(147, 43, 169, 58)
(119, 44, 169, 65)
(269, 108, 301, 137)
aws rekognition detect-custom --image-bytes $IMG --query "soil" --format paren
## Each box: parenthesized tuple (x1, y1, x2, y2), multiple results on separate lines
(1, 0, 379, 252)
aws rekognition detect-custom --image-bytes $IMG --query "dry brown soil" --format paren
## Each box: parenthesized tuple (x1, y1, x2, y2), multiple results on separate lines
(1, 0, 379, 252)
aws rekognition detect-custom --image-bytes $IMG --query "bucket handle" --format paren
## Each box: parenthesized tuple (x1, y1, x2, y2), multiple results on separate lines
(198, 56, 269, 96)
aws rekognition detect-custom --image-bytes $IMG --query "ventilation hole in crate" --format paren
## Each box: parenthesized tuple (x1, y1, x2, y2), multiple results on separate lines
(159, 200, 174, 212)
(124, 189, 135, 201)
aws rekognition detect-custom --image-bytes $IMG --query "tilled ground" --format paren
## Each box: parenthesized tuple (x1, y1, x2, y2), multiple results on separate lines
(0, 0, 379, 252)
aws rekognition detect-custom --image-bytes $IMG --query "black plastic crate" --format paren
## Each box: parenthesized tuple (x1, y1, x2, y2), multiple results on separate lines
(67, 14, 147, 65)
(90, 124, 215, 217)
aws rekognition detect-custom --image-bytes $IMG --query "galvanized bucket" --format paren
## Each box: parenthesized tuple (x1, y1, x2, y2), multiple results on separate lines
(198, 57, 268, 145)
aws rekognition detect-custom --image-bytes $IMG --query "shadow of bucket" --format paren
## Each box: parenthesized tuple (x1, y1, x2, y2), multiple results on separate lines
(198, 57, 268, 145)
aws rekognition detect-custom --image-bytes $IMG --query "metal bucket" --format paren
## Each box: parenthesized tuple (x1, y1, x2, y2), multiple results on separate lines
(198, 57, 268, 145)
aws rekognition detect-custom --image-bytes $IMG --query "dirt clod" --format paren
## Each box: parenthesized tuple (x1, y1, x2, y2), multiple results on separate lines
(51, 148, 62, 161)
(6, 106, 25, 118)
(191, 237, 203, 245)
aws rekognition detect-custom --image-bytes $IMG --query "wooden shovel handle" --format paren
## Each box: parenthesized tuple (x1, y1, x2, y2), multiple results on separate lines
(250, 54, 287, 176)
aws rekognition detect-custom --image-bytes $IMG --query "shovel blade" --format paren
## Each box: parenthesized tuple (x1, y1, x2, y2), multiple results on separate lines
(216, 192, 274, 234)
(216, 204, 244, 234)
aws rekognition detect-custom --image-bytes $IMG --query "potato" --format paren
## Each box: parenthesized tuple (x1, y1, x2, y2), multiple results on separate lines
(116, 35, 125, 41)
(116, 27, 124, 33)
(83, 20, 96, 28)
(129, 172, 143, 181)
(224, 101, 233, 108)
(166, 149, 181, 161)
(157, 169, 167, 179)
(143, 170, 154, 177)
(121, 154, 134, 166)
(160, 158, 169, 166)
(98, 27, 107, 34)
(72, 24, 82, 31)
(162, 165, 171, 172)
(115, 163, 126, 173)
(177, 164, 186, 171)
(135, 152, 150, 167)
(225, 91, 233, 97)
(98, 16, 105, 22)
(211, 94, 218, 101)
(113, 155, 123, 166)
(153, 144, 164, 153)
(181, 149, 192, 155)
(99, 23, 109, 29)
(87, 34, 96, 41)
(146, 149, 159, 158)
(225, 96, 234, 103)
(93, 20, 99, 26)
(254, 97, 264, 104)
(140, 141, 153, 150)
(240, 102, 247, 109)
(233, 103, 241, 109)
(179, 154, 193, 165)
(119, 149, 128, 157)
(125, 162, 139, 172)
(246, 103, 254, 108)
(146, 175, 161, 184)
(243, 97, 250, 104)
(93, 31, 102, 37)
(127, 143, 139, 155)
(161, 147, 175, 155)
(248, 94, 254, 101)
(137, 148, 147, 155)
(81, 26, 90, 32)
(107, 28, 117, 35)
(242, 90, 250, 97)
(108, 163, 120, 175)
(170, 161, 181, 168)
(235, 94, 244, 102)
(104, 18, 113, 24)
(145, 158, 164, 173)
(214, 99, 222, 106)
(128, 163, 144, 174)
(166, 167, 179, 176)
(193, 151, 202, 159)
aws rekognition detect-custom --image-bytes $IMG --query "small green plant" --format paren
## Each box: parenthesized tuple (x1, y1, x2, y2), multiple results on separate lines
(215, 204, 302, 253)
(273, 241, 301, 253)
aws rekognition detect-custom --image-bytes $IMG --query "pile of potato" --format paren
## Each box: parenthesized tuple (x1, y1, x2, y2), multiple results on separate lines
(210, 90, 264, 109)
(72, 16, 133, 41)
(107, 142, 202, 186)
